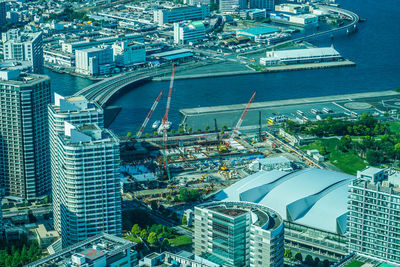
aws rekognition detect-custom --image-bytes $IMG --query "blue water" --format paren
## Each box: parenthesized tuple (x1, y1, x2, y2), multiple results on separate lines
(49, 0, 400, 135)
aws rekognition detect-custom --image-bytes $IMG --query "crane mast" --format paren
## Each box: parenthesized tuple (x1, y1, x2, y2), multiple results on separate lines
(136, 90, 163, 139)
(230, 91, 256, 140)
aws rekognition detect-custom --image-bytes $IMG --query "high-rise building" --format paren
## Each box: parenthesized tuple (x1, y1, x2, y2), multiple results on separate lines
(3, 31, 44, 74)
(48, 94, 104, 234)
(219, 0, 247, 13)
(249, 0, 274, 10)
(348, 177, 400, 265)
(56, 122, 121, 247)
(0, 69, 50, 200)
(0, 187, 3, 237)
(0, 2, 6, 27)
(194, 201, 284, 267)
(174, 21, 206, 44)
(112, 41, 146, 67)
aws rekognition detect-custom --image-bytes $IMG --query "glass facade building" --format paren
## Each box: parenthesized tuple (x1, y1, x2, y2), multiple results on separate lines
(194, 201, 284, 267)
(348, 179, 400, 265)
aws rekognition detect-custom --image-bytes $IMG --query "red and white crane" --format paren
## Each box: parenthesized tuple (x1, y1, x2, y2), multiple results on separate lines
(136, 90, 163, 139)
(161, 64, 176, 181)
(230, 91, 256, 140)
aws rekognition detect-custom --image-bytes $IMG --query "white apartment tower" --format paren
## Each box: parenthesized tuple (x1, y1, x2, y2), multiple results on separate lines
(48, 94, 104, 234)
(56, 122, 121, 248)
(3, 31, 44, 74)
(0, 69, 50, 200)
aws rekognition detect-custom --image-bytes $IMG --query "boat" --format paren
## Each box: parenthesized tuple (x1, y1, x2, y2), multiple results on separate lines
(152, 120, 161, 129)
(157, 121, 172, 134)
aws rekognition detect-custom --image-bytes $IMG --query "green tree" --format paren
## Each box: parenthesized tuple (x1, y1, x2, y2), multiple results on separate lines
(148, 232, 158, 246)
(197, 128, 202, 132)
(151, 200, 158, 210)
(188, 127, 193, 133)
(304, 255, 314, 265)
(181, 215, 187, 225)
(205, 125, 210, 131)
(284, 248, 292, 259)
(127, 132, 133, 137)
(314, 257, 321, 266)
(222, 124, 227, 130)
(294, 252, 303, 262)
(322, 259, 330, 267)
(178, 128, 184, 133)
(131, 224, 141, 235)
(366, 149, 383, 166)
(140, 229, 148, 240)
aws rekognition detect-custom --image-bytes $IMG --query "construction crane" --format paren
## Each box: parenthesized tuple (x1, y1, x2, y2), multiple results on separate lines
(161, 64, 176, 181)
(230, 91, 256, 140)
(136, 90, 163, 139)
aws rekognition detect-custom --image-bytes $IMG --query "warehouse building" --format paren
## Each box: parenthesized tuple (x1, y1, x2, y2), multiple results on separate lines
(236, 26, 280, 41)
(174, 21, 206, 44)
(215, 168, 355, 260)
(260, 47, 343, 66)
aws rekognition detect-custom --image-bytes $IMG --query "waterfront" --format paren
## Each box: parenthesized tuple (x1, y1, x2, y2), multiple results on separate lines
(49, 0, 400, 135)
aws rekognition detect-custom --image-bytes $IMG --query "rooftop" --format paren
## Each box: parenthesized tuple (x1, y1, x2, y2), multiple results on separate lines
(26, 233, 136, 267)
(268, 47, 341, 59)
(237, 26, 280, 36)
(214, 208, 247, 217)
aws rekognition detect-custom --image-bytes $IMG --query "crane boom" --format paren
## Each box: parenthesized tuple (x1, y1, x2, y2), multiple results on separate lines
(230, 91, 256, 139)
(162, 64, 175, 125)
(136, 90, 163, 139)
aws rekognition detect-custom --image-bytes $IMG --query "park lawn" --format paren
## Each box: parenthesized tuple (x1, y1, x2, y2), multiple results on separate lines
(301, 138, 367, 175)
(345, 260, 364, 267)
(168, 235, 192, 247)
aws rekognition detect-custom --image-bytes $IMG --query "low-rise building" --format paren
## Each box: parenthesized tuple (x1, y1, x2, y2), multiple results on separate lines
(75, 46, 115, 76)
(174, 21, 206, 44)
(112, 41, 146, 66)
(31, 224, 60, 248)
(140, 251, 219, 267)
(44, 49, 75, 67)
(248, 156, 292, 172)
(356, 166, 386, 183)
(27, 233, 138, 267)
(260, 47, 342, 66)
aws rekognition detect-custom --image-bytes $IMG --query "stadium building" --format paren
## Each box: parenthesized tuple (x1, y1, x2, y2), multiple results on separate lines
(215, 168, 355, 260)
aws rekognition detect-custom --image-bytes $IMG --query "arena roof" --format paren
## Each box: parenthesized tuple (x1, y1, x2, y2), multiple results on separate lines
(215, 168, 355, 234)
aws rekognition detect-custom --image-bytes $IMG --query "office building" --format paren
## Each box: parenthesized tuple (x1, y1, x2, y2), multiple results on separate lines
(0, 188, 3, 237)
(61, 33, 144, 54)
(75, 46, 115, 76)
(174, 21, 206, 44)
(219, 0, 247, 13)
(249, 0, 274, 10)
(112, 41, 146, 66)
(27, 233, 138, 267)
(154, 4, 210, 25)
(348, 178, 400, 265)
(194, 201, 284, 267)
(0, 69, 50, 200)
(215, 169, 356, 260)
(56, 122, 121, 247)
(0, 2, 6, 27)
(48, 94, 104, 234)
(3, 31, 44, 74)
(356, 166, 386, 183)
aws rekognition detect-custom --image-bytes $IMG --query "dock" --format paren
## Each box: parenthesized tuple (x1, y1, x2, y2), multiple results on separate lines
(180, 90, 400, 131)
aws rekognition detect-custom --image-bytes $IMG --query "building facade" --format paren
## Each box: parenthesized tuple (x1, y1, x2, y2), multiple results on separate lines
(174, 21, 206, 44)
(249, 0, 274, 10)
(112, 41, 146, 66)
(56, 122, 121, 247)
(194, 201, 284, 267)
(0, 69, 50, 200)
(48, 94, 104, 235)
(154, 4, 210, 25)
(0, 1, 6, 27)
(348, 179, 400, 265)
(219, 0, 247, 13)
(3, 31, 44, 74)
(75, 46, 115, 76)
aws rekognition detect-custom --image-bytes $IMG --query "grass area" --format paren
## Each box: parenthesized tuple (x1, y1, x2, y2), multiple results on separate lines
(301, 138, 367, 175)
(345, 260, 364, 267)
(388, 121, 400, 134)
(168, 235, 192, 247)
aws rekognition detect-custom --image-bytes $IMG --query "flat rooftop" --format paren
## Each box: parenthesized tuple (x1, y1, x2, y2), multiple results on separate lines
(237, 26, 280, 36)
(214, 208, 247, 217)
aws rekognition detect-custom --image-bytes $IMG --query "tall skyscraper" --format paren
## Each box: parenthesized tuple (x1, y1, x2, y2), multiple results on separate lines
(249, 0, 274, 10)
(194, 202, 284, 267)
(3, 31, 44, 74)
(48, 94, 104, 234)
(0, 69, 50, 200)
(219, 0, 247, 13)
(348, 176, 400, 265)
(56, 122, 121, 248)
